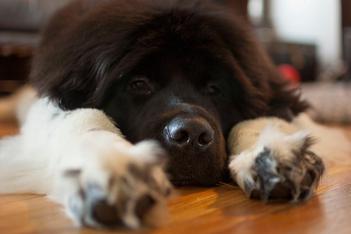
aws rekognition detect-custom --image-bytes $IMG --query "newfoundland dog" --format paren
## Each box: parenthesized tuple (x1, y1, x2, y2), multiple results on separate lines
(0, 0, 324, 229)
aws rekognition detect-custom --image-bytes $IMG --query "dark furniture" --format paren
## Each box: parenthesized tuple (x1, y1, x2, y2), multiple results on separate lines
(0, 0, 70, 95)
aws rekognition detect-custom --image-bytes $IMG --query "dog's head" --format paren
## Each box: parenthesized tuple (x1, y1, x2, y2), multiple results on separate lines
(100, 50, 233, 185)
(31, 0, 307, 186)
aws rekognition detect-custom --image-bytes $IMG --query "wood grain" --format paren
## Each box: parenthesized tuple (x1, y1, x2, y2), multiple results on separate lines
(0, 122, 350, 234)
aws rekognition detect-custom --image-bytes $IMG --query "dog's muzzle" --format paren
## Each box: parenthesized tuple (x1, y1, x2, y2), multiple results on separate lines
(159, 110, 226, 186)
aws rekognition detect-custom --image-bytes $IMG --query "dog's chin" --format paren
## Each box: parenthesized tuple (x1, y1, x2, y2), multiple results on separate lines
(126, 104, 227, 186)
(170, 178, 196, 186)
(130, 130, 227, 186)
(164, 148, 227, 186)
(170, 172, 224, 187)
(170, 175, 223, 187)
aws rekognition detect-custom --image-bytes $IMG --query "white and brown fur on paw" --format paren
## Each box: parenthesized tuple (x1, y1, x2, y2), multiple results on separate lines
(228, 118, 325, 202)
(57, 140, 173, 229)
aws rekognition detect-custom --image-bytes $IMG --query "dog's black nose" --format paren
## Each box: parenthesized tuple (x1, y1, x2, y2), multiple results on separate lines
(164, 117, 214, 150)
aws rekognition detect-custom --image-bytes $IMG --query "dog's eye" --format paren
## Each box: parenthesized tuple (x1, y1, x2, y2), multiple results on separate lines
(205, 83, 221, 96)
(128, 77, 153, 96)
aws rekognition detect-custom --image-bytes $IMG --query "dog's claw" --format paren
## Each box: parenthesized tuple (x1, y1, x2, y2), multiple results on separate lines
(254, 149, 282, 200)
(230, 136, 325, 202)
(64, 141, 173, 228)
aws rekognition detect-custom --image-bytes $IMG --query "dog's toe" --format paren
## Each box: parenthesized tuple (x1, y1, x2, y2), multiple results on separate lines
(249, 148, 324, 201)
(230, 132, 325, 202)
(92, 199, 122, 226)
(64, 141, 173, 228)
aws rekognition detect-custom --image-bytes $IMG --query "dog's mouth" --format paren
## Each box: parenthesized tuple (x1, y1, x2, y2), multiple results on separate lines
(130, 104, 227, 186)
(171, 180, 194, 186)
(156, 114, 227, 186)
(165, 150, 226, 186)
(169, 170, 224, 186)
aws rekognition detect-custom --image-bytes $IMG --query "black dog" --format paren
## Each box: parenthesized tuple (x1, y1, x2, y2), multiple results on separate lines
(30, 0, 307, 186)
(0, 0, 326, 228)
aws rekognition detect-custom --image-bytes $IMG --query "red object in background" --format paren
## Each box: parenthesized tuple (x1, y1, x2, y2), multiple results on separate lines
(278, 64, 302, 85)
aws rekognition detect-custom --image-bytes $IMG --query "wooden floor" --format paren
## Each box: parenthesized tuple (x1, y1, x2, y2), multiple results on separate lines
(0, 121, 351, 234)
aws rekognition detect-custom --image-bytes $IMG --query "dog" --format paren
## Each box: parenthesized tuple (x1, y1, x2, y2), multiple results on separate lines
(0, 0, 326, 229)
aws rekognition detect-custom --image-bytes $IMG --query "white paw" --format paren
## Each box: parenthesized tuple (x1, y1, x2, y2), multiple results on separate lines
(58, 140, 173, 229)
(229, 127, 324, 201)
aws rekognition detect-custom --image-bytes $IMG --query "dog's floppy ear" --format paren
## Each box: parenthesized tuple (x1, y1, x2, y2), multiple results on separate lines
(29, 1, 110, 109)
(29, 0, 149, 110)
(202, 7, 308, 120)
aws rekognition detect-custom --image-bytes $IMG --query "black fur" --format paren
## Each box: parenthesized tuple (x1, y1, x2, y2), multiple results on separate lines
(30, 0, 308, 185)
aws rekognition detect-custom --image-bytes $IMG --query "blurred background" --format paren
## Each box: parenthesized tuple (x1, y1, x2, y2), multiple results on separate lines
(0, 0, 350, 123)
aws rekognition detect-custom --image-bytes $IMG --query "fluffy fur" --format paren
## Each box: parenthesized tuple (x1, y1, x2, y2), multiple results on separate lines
(228, 117, 324, 201)
(28, 0, 309, 186)
(0, 96, 172, 228)
(0, 0, 333, 229)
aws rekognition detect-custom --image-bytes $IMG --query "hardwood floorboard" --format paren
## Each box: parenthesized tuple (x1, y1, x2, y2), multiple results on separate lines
(0, 121, 350, 234)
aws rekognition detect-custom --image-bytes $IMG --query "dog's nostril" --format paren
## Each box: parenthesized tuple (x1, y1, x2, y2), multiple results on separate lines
(164, 116, 215, 149)
(170, 129, 189, 144)
(198, 132, 213, 146)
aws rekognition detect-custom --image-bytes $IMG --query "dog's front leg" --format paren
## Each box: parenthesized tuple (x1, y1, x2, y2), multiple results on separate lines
(0, 98, 172, 228)
(227, 117, 324, 201)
